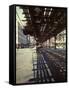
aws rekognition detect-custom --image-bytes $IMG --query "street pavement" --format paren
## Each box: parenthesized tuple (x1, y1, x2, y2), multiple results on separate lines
(16, 48, 36, 84)
(16, 48, 66, 84)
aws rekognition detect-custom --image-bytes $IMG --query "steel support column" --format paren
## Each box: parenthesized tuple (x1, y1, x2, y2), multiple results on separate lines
(54, 36, 56, 49)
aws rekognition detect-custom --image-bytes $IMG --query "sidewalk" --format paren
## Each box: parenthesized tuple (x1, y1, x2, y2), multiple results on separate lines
(16, 48, 37, 84)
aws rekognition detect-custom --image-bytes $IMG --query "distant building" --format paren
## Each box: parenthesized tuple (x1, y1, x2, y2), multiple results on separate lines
(42, 30, 66, 49)
(16, 20, 30, 48)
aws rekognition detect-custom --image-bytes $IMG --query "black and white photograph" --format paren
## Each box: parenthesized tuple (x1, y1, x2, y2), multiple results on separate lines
(16, 5, 67, 84)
